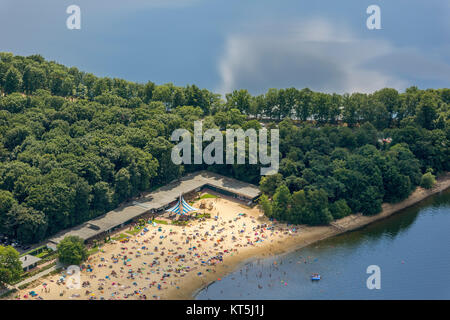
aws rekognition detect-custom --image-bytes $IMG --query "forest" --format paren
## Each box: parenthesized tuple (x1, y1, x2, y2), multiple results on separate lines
(0, 52, 448, 243)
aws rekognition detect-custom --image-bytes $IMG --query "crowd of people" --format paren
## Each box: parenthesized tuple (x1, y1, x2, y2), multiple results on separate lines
(16, 196, 300, 300)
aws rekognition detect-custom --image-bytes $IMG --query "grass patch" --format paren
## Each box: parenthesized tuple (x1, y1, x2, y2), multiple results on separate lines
(195, 212, 211, 219)
(87, 247, 100, 255)
(171, 213, 211, 225)
(20, 245, 51, 257)
(35, 248, 54, 258)
(152, 219, 169, 225)
(192, 193, 219, 203)
(125, 226, 143, 236)
(199, 193, 218, 200)
(111, 233, 129, 241)
(37, 253, 57, 265)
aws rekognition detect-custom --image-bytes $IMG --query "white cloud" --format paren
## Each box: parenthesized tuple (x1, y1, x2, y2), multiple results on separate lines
(217, 18, 449, 95)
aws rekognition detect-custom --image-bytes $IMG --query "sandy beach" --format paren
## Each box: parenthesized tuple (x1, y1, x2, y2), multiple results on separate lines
(11, 173, 450, 300)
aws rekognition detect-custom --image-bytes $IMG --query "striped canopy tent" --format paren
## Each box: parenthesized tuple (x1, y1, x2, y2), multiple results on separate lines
(166, 194, 200, 216)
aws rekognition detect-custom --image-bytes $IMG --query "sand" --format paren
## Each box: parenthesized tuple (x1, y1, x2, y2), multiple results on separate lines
(12, 173, 450, 300)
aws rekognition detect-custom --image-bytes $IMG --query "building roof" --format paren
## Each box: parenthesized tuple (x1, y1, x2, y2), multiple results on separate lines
(47, 171, 261, 244)
(20, 254, 41, 269)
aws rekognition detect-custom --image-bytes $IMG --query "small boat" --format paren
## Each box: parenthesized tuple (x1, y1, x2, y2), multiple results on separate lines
(311, 273, 321, 281)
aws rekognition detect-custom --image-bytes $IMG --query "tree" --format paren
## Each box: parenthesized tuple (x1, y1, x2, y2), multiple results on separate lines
(306, 189, 332, 225)
(250, 95, 265, 118)
(264, 88, 279, 119)
(359, 186, 383, 215)
(22, 66, 45, 94)
(4, 67, 22, 94)
(0, 245, 22, 286)
(91, 182, 113, 214)
(382, 166, 411, 203)
(25, 177, 75, 234)
(142, 81, 155, 103)
(226, 90, 251, 115)
(0, 190, 17, 233)
(342, 93, 360, 127)
(57, 236, 88, 265)
(312, 92, 332, 125)
(373, 88, 400, 127)
(356, 122, 378, 146)
(172, 87, 186, 108)
(258, 194, 272, 218)
(329, 199, 351, 219)
(285, 175, 307, 193)
(272, 184, 291, 221)
(4, 126, 30, 150)
(279, 158, 301, 177)
(114, 168, 132, 203)
(8, 204, 47, 244)
(174, 106, 203, 122)
(152, 85, 173, 109)
(296, 88, 313, 121)
(398, 86, 421, 122)
(280, 88, 298, 120)
(145, 137, 180, 185)
(415, 92, 438, 130)
(259, 173, 284, 196)
(0, 92, 28, 113)
(420, 172, 436, 189)
(290, 190, 310, 224)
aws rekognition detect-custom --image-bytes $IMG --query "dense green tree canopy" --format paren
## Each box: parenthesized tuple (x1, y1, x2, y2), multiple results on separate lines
(57, 236, 88, 266)
(0, 52, 448, 239)
(0, 245, 22, 286)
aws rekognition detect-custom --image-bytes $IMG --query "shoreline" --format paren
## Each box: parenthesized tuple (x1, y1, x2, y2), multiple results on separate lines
(9, 173, 449, 301)
(186, 173, 450, 300)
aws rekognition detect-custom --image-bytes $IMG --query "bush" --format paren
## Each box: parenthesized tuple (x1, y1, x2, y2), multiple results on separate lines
(420, 172, 436, 189)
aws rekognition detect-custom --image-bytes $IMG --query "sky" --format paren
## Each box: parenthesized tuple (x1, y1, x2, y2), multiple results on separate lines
(1, 0, 449, 95)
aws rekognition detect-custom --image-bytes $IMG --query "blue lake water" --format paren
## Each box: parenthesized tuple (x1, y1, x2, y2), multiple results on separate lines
(196, 189, 450, 300)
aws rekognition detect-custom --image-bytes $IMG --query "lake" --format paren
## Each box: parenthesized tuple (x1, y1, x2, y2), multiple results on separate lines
(196, 189, 450, 300)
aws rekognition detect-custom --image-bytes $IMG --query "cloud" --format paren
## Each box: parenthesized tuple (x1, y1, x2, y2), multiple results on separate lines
(217, 18, 450, 95)
(365, 49, 450, 83)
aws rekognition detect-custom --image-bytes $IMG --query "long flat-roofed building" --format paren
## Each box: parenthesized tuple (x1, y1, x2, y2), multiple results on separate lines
(47, 171, 260, 245)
